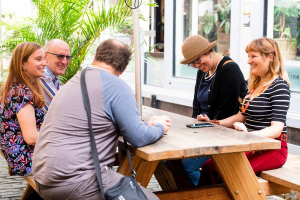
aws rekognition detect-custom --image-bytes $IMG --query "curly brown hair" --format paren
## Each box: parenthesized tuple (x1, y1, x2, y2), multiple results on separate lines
(94, 39, 132, 72)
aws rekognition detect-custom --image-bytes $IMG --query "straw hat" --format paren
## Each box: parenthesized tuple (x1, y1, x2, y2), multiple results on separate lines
(180, 35, 217, 64)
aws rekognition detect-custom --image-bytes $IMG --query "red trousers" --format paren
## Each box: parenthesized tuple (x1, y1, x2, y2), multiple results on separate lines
(201, 140, 288, 185)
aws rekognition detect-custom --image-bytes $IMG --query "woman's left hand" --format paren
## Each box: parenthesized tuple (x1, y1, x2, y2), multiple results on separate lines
(197, 114, 210, 122)
(233, 122, 248, 132)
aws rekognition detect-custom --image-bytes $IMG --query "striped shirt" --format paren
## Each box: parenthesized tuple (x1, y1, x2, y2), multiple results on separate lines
(241, 77, 290, 133)
(39, 67, 62, 113)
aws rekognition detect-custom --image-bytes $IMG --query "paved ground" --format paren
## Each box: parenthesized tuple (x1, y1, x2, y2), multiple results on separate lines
(0, 154, 299, 200)
(0, 156, 27, 200)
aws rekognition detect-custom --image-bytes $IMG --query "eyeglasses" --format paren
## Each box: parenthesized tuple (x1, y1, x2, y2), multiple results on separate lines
(187, 51, 211, 66)
(47, 52, 72, 61)
(188, 57, 201, 66)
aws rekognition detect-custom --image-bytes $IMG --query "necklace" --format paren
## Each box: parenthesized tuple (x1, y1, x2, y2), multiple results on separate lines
(241, 77, 279, 113)
(204, 57, 223, 81)
(241, 91, 253, 113)
(241, 86, 268, 113)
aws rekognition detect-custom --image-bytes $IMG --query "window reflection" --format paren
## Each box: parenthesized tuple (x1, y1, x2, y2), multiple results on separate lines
(175, 0, 231, 79)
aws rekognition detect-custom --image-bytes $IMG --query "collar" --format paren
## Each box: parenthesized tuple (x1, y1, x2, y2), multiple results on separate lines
(44, 66, 59, 81)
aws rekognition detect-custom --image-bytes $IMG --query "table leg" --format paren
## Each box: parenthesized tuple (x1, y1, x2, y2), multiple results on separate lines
(154, 161, 177, 191)
(211, 152, 267, 200)
(117, 154, 159, 187)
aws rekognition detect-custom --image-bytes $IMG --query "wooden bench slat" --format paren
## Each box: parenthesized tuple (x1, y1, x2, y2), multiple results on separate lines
(155, 178, 291, 200)
(260, 167, 300, 192)
(24, 176, 37, 191)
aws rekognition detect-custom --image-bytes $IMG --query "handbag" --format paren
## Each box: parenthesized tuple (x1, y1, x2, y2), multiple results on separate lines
(80, 67, 148, 200)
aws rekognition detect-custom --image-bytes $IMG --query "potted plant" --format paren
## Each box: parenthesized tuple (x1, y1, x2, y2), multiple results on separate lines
(273, 2, 300, 60)
(214, 0, 231, 55)
(200, 0, 231, 54)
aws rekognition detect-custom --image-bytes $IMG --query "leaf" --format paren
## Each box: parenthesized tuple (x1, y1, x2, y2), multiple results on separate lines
(225, 21, 230, 34)
(204, 25, 213, 34)
(296, 30, 300, 40)
(214, 4, 221, 11)
(220, 20, 225, 28)
(0, 0, 153, 83)
(284, 27, 291, 37)
(214, 13, 218, 27)
(291, 38, 296, 46)
(145, 3, 158, 7)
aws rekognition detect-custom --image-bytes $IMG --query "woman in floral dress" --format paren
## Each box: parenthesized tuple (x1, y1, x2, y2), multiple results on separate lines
(0, 42, 46, 176)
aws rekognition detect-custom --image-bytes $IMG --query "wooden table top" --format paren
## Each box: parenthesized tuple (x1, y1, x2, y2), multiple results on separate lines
(118, 106, 281, 161)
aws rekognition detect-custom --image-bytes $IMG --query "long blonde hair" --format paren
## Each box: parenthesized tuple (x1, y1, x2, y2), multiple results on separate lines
(245, 37, 289, 92)
(0, 42, 45, 107)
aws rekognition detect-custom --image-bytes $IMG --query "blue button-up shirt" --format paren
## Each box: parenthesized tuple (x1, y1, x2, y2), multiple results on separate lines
(39, 66, 62, 112)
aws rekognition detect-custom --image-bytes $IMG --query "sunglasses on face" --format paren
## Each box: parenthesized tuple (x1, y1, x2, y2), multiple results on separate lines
(47, 52, 72, 61)
(188, 57, 201, 66)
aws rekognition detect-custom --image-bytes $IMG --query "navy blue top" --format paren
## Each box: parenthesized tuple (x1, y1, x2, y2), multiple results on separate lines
(197, 74, 215, 116)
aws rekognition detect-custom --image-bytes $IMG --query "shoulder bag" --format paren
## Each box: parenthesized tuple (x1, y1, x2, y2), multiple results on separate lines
(80, 67, 148, 200)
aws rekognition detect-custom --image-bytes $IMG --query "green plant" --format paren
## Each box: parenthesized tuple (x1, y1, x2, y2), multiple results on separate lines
(114, 20, 133, 35)
(274, 2, 300, 49)
(200, 10, 215, 35)
(214, 0, 231, 34)
(200, 0, 231, 35)
(0, 0, 136, 83)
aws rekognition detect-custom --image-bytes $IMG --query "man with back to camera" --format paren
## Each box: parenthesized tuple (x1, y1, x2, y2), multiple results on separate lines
(40, 39, 71, 112)
(33, 39, 171, 200)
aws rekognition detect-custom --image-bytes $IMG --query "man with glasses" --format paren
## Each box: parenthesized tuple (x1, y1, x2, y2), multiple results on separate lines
(40, 39, 72, 112)
(33, 39, 170, 200)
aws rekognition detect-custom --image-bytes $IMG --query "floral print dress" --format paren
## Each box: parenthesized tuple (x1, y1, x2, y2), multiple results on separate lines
(0, 83, 45, 176)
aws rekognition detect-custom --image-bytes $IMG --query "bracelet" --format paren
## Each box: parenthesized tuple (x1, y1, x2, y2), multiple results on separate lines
(210, 119, 220, 125)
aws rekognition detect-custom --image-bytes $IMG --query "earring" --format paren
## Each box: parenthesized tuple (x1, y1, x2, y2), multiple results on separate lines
(210, 54, 212, 58)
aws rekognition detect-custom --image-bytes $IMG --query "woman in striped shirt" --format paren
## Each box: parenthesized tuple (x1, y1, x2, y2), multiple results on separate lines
(199, 37, 290, 183)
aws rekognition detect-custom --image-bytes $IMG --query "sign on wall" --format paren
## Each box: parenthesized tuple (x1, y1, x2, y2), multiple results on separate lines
(242, 0, 251, 27)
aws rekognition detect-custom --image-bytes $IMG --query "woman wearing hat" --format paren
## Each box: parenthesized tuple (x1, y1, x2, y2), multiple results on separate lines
(180, 35, 247, 187)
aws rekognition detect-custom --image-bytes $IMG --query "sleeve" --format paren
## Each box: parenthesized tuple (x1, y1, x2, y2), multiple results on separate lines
(10, 85, 34, 114)
(110, 83, 164, 148)
(213, 64, 245, 119)
(270, 80, 290, 123)
(192, 70, 202, 118)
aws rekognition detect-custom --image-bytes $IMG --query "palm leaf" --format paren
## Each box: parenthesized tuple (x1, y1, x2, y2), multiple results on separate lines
(1, 0, 142, 83)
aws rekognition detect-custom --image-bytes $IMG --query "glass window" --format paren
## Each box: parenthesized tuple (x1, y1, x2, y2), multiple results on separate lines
(174, 0, 231, 79)
(145, 53, 164, 86)
(267, 0, 300, 92)
(273, 0, 299, 61)
(153, 0, 165, 52)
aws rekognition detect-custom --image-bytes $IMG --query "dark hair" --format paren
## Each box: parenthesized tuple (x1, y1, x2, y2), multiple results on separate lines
(94, 39, 132, 72)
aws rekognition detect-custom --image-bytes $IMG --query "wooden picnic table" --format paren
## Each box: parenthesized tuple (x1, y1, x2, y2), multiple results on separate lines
(117, 106, 281, 200)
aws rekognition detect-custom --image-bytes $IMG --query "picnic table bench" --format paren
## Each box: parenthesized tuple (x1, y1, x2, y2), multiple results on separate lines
(261, 167, 300, 192)
(117, 106, 300, 199)
(1, 106, 300, 199)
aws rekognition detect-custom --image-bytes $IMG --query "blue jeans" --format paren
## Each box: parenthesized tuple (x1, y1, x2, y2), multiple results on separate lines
(181, 156, 210, 187)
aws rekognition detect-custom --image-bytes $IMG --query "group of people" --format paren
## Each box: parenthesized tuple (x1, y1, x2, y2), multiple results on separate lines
(0, 34, 290, 200)
(0, 39, 69, 177)
(181, 35, 290, 187)
(0, 39, 170, 200)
